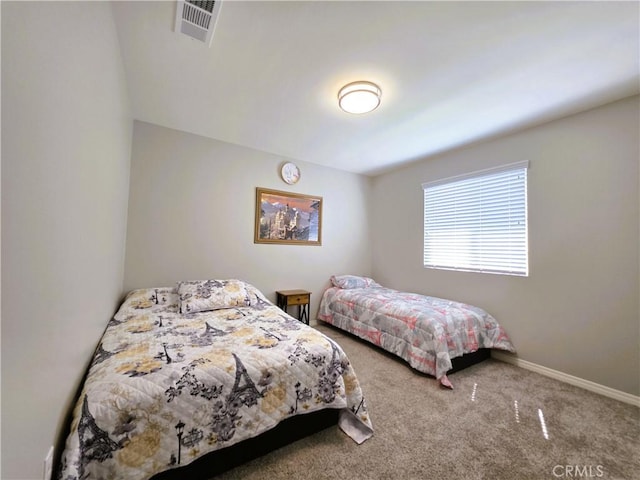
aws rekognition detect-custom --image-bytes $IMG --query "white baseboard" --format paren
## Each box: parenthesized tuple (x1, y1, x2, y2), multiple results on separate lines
(491, 351, 640, 408)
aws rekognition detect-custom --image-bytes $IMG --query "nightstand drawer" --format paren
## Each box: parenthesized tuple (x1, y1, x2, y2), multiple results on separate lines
(286, 294, 310, 306)
(276, 289, 311, 325)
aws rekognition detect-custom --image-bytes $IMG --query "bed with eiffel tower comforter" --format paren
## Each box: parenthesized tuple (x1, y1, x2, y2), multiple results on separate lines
(58, 280, 373, 480)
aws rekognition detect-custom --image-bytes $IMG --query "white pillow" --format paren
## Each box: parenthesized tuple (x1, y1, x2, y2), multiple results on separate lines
(330, 275, 380, 289)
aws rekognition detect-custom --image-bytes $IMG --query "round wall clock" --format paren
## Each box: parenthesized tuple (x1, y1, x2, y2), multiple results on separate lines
(280, 162, 301, 185)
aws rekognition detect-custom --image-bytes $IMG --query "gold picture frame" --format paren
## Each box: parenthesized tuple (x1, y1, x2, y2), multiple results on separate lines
(254, 187, 322, 245)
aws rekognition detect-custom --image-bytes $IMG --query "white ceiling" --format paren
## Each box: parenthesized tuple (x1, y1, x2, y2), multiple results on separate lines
(112, 1, 639, 176)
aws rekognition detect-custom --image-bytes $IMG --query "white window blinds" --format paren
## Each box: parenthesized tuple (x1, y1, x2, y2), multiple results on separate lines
(423, 161, 528, 276)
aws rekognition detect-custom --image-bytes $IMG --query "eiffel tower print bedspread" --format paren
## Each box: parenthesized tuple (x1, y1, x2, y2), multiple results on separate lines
(58, 281, 373, 480)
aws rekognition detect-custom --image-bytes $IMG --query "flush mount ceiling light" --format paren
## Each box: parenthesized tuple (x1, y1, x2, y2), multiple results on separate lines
(338, 81, 382, 114)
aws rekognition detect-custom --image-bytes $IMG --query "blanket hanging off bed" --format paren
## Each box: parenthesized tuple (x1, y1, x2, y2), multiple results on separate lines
(318, 275, 516, 388)
(59, 281, 373, 480)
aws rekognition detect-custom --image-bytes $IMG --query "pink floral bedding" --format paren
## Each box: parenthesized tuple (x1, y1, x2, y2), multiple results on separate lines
(318, 285, 515, 388)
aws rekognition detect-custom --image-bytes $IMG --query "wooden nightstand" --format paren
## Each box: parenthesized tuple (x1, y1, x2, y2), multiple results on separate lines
(276, 289, 311, 325)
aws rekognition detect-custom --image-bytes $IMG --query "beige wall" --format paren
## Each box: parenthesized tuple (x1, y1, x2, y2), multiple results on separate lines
(1, 2, 132, 479)
(1, 4, 636, 479)
(371, 96, 640, 396)
(124, 121, 372, 319)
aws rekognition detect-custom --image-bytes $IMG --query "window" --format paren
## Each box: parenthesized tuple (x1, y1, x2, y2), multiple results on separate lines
(423, 161, 528, 276)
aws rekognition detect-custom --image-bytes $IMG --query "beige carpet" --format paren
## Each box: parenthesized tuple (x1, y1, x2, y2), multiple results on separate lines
(214, 324, 640, 480)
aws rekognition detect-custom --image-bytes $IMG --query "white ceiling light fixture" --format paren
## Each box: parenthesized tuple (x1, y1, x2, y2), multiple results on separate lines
(338, 81, 382, 114)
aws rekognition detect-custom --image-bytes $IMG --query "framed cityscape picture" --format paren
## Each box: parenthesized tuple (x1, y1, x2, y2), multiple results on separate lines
(254, 187, 322, 245)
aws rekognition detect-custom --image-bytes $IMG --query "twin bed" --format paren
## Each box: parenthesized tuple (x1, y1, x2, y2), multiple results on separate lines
(318, 275, 515, 388)
(59, 275, 514, 479)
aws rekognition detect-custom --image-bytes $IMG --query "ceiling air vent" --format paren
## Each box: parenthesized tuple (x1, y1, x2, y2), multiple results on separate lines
(175, 0, 222, 46)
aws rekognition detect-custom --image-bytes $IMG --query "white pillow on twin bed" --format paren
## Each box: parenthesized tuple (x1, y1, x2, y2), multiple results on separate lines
(330, 275, 380, 289)
(177, 279, 252, 314)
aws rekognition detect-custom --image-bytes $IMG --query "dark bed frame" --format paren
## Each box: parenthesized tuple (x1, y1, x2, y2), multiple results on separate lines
(448, 347, 491, 373)
(150, 408, 339, 479)
(320, 322, 491, 377)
